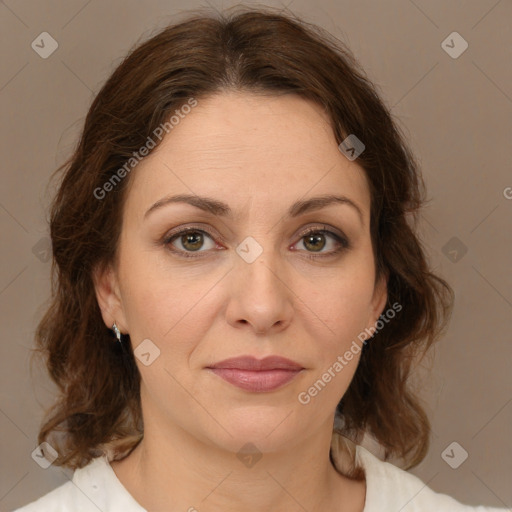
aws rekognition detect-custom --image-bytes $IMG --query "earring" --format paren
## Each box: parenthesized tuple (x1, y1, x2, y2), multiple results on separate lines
(112, 322, 123, 343)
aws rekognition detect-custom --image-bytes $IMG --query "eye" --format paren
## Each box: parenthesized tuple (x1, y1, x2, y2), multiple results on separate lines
(162, 224, 350, 259)
(163, 226, 218, 258)
(293, 226, 350, 259)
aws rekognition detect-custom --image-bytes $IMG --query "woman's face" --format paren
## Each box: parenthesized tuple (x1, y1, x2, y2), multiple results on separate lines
(95, 91, 387, 453)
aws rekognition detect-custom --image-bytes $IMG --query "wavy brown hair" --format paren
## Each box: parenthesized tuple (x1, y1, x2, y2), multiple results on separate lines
(33, 5, 454, 475)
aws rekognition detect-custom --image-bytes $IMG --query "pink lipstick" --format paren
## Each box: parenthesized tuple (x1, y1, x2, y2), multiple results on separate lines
(206, 355, 304, 392)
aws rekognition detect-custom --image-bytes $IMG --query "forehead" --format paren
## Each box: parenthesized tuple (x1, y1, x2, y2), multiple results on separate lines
(124, 91, 371, 223)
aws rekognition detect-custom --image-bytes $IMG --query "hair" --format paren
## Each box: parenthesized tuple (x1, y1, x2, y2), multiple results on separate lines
(33, 4, 454, 477)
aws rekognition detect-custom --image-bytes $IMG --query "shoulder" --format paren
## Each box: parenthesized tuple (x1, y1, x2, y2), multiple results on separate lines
(355, 444, 506, 512)
(11, 479, 88, 512)
(11, 455, 142, 512)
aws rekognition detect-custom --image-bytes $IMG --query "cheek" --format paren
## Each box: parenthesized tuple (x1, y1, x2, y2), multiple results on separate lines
(295, 275, 371, 410)
(296, 259, 376, 350)
(119, 234, 376, 360)
(118, 247, 220, 354)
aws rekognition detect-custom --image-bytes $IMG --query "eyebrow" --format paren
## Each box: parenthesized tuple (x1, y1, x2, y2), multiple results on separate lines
(144, 193, 364, 225)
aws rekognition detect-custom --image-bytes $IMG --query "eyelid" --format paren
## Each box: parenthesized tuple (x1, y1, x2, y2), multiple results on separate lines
(296, 224, 347, 242)
(163, 223, 226, 245)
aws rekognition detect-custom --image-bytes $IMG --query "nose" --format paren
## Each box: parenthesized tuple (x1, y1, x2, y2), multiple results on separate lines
(225, 249, 294, 335)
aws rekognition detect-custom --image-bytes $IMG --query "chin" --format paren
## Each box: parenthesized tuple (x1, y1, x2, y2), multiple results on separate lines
(202, 411, 305, 454)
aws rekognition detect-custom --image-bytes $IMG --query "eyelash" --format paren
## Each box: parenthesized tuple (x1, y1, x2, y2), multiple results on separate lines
(162, 224, 350, 260)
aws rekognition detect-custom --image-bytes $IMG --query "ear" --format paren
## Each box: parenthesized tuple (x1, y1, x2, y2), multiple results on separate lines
(365, 270, 389, 331)
(92, 262, 128, 334)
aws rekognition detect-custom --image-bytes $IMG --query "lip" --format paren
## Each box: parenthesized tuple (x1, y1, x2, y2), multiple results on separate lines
(206, 356, 304, 392)
(208, 355, 304, 371)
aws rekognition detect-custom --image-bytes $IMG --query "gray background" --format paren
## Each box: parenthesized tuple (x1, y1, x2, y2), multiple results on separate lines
(0, 0, 511, 510)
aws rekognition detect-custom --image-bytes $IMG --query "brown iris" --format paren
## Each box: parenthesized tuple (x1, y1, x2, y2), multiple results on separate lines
(180, 231, 204, 251)
(303, 232, 326, 252)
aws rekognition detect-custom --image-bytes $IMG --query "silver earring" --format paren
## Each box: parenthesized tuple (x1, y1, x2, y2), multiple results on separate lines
(112, 322, 122, 343)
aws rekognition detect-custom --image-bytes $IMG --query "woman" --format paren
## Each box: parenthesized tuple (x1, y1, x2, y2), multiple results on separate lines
(13, 5, 507, 512)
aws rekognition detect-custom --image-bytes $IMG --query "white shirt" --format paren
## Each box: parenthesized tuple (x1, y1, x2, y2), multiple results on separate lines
(13, 439, 507, 512)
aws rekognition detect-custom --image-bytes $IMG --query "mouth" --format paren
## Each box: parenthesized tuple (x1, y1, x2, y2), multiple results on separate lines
(206, 355, 305, 392)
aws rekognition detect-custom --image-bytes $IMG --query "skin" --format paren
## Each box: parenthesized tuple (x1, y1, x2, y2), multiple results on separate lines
(94, 91, 388, 512)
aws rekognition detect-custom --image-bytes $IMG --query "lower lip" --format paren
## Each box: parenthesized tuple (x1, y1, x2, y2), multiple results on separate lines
(208, 368, 303, 392)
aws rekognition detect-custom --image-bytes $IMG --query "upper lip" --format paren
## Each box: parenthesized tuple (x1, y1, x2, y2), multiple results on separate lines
(207, 356, 304, 371)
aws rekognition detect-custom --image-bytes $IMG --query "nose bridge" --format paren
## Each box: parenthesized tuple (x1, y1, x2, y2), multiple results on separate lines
(227, 234, 293, 332)
(235, 234, 283, 297)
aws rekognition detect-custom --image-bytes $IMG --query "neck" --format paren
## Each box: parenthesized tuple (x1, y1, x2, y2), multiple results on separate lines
(110, 401, 365, 512)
